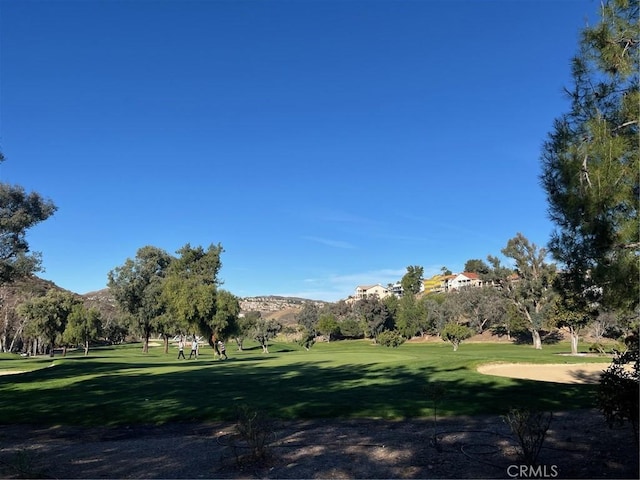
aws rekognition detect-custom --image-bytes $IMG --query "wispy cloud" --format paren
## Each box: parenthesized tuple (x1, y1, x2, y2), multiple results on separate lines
(327, 269, 407, 287)
(301, 236, 356, 249)
(272, 268, 408, 302)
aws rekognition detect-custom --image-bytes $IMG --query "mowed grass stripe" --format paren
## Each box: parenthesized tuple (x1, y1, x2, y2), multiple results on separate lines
(0, 340, 604, 426)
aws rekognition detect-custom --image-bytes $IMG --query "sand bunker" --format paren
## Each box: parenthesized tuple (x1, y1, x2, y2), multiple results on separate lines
(477, 362, 610, 384)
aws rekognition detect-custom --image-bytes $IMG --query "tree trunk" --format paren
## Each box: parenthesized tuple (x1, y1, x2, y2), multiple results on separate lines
(262, 343, 269, 354)
(84, 340, 89, 356)
(163, 334, 169, 354)
(570, 328, 579, 355)
(1, 310, 8, 353)
(532, 329, 542, 350)
(142, 331, 150, 353)
(8, 323, 24, 353)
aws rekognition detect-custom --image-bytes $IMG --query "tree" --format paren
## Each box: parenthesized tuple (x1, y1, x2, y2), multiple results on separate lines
(296, 302, 320, 348)
(457, 286, 507, 334)
(162, 243, 223, 349)
(400, 265, 424, 296)
(549, 274, 595, 355)
(102, 313, 130, 345)
(210, 289, 241, 354)
(296, 302, 319, 333)
(0, 278, 51, 352)
(486, 234, 557, 349)
(0, 154, 57, 285)
(540, 0, 639, 315)
(463, 259, 490, 275)
(338, 316, 362, 339)
(232, 311, 259, 351)
(440, 322, 474, 351)
(355, 297, 392, 342)
(395, 293, 427, 339)
(253, 318, 281, 353)
(317, 313, 339, 342)
(153, 313, 180, 354)
(64, 304, 102, 356)
(423, 296, 445, 336)
(18, 290, 78, 357)
(108, 246, 173, 353)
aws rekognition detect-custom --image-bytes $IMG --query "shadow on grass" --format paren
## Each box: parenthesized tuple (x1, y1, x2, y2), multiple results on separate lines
(0, 355, 598, 427)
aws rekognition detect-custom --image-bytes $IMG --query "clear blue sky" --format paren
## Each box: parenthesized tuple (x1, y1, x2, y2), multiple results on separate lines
(1, 0, 597, 302)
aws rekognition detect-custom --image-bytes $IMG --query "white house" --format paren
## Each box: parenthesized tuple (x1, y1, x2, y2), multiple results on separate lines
(448, 272, 483, 291)
(354, 284, 391, 300)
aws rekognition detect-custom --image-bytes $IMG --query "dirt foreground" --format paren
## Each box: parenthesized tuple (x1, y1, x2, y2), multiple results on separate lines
(0, 363, 638, 479)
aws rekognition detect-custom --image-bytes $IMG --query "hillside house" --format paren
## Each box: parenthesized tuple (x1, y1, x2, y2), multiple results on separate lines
(354, 284, 391, 300)
(389, 282, 404, 297)
(448, 272, 483, 291)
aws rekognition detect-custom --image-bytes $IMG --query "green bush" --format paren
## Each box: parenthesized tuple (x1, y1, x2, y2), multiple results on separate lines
(377, 330, 405, 348)
(597, 332, 639, 445)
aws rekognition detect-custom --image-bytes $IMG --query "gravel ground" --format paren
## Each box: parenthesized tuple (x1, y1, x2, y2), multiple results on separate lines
(0, 409, 638, 479)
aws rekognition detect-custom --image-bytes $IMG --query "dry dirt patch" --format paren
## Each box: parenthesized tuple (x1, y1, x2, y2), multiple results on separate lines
(476, 363, 610, 384)
(0, 410, 637, 479)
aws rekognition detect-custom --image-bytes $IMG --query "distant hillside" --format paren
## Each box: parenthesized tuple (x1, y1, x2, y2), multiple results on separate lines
(81, 288, 120, 321)
(240, 295, 329, 325)
(0, 275, 65, 309)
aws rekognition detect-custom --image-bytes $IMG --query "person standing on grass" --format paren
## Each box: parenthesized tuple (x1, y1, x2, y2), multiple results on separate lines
(188, 336, 198, 359)
(218, 340, 227, 360)
(177, 337, 186, 360)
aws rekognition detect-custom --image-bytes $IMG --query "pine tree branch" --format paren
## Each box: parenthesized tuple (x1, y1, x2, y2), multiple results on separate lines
(612, 120, 638, 132)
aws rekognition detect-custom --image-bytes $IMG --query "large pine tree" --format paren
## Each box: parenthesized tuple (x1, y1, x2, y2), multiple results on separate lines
(540, 0, 639, 314)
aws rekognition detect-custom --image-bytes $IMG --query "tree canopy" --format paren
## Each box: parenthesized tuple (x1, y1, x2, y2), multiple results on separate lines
(107, 245, 173, 353)
(0, 154, 57, 284)
(162, 243, 224, 346)
(540, 0, 639, 314)
(400, 265, 424, 296)
(485, 233, 557, 349)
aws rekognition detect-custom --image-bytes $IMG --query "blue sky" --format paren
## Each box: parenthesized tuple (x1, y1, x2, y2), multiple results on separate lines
(1, 0, 597, 302)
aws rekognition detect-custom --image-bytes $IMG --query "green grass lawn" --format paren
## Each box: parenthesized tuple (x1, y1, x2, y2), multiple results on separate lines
(0, 340, 610, 426)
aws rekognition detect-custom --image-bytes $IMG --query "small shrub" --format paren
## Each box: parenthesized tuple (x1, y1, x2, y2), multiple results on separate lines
(234, 405, 276, 462)
(588, 342, 606, 354)
(424, 381, 448, 451)
(597, 331, 639, 444)
(377, 330, 405, 348)
(503, 408, 553, 466)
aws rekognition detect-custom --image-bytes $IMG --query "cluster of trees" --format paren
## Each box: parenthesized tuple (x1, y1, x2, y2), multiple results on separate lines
(3, 243, 284, 358)
(292, 233, 634, 353)
(106, 243, 282, 356)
